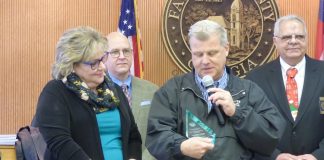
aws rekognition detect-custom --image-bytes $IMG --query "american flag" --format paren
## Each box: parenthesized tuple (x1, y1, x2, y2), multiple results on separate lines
(118, 0, 143, 78)
(316, 0, 324, 60)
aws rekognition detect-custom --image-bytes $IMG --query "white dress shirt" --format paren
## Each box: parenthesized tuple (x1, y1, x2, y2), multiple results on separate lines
(280, 56, 306, 105)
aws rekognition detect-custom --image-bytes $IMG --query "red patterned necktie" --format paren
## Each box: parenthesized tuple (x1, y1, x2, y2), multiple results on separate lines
(286, 67, 298, 109)
(121, 84, 131, 106)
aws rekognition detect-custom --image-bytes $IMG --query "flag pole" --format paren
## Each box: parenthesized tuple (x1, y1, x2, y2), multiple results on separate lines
(133, 0, 144, 78)
(315, 0, 324, 60)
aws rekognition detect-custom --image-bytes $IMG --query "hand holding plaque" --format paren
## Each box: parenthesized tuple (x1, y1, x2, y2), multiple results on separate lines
(185, 110, 216, 144)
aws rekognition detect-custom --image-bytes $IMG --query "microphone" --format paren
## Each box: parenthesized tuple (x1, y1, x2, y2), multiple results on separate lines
(202, 75, 225, 125)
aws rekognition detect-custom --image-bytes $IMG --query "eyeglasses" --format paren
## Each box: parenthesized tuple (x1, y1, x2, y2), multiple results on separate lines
(106, 48, 133, 58)
(82, 53, 108, 70)
(275, 34, 306, 42)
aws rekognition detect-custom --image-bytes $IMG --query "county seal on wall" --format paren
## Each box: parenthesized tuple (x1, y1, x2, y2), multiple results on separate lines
(162, 0, 280, 77)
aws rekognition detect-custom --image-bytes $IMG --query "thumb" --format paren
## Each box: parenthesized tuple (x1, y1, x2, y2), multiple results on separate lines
(199, 137, 213, 143)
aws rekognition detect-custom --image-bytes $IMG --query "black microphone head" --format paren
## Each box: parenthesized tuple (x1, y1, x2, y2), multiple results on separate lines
(202, 75, 214, 88)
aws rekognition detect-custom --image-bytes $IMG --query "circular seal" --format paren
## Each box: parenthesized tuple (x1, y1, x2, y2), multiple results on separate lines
(162, 0, 280, 77)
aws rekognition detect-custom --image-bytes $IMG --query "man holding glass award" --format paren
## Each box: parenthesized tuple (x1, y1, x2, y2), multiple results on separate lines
(146, 20, 286, 160)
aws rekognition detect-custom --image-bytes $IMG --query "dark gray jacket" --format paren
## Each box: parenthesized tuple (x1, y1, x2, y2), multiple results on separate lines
(146, 69, 285, 160)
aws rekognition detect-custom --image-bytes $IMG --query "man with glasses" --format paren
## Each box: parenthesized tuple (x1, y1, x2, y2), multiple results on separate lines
(104, 32, 159, 160)
(246, 15, 324, 160)
(146, 19, 285, 160)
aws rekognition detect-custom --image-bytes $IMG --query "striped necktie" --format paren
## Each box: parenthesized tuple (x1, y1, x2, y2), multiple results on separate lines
(121, 84, 131, 106)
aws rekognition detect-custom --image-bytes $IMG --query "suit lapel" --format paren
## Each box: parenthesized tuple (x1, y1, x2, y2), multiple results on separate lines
(294, 57, 320, 125)
(268, 59, 295, 124)
(131, 77, 135, 105)
(130, 77, 141, 113)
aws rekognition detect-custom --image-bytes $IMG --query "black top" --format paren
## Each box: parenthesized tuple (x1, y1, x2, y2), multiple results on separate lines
(32, 80, 142, 160)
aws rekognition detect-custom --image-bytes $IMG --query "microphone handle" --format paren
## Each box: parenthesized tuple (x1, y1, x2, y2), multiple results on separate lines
(207, 90, 225, 126)
(213, 103, 225, 125)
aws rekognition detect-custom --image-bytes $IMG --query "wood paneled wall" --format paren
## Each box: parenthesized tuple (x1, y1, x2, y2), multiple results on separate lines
(0, 0, 320, 134)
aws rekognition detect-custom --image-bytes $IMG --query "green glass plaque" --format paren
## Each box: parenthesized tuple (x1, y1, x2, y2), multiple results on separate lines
(185, 110, 216, 144)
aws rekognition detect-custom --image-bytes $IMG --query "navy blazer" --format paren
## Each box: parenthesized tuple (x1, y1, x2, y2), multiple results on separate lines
(246, 55, 324, 159)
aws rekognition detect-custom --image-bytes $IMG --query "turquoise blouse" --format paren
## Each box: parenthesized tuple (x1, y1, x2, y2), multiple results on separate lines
(96, 108, 123, 160)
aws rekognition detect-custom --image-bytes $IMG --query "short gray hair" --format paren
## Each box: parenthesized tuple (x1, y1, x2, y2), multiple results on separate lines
(188, 19, 228, 46)
(52, 26, 108, 80)
(273, 15, 307, 36)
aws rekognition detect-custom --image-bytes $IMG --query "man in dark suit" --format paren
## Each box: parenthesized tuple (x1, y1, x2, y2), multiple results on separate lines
(246, 15, 324, 160)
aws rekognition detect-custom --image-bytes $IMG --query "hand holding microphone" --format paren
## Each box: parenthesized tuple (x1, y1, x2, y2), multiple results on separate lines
(202, 75, 236, 125)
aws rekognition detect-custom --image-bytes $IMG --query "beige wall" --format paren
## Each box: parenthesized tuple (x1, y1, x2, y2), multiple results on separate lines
(0, 0, 320, 134)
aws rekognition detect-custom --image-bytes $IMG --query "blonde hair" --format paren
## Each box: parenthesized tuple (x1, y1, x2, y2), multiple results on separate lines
(52, 26, 108, 79)
(188, 19, 228, 47)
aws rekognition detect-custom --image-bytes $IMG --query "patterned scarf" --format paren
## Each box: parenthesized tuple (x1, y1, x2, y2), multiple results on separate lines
(63, 73, 120, 113)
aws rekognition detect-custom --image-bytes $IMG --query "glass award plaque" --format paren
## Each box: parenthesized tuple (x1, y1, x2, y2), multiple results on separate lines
(185, 110, 216, 144)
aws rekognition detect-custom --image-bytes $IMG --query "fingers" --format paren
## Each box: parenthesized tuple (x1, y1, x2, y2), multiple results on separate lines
(207, 88, 230, 102)
(296, 154, 317, 160)
(207, 87, 224, 93)
(276, 153, 299, 160)
(198, 137, 213, 143)
(199, 138, 214, 150)
(180, 137, 214, 159)
(191, 137, 214, 150)
(207, 89, 236, 116)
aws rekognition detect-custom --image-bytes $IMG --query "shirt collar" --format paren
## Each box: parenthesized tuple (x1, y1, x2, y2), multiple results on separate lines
(195, 68, 228, 90)
(280, 56, 306, 74)
(107, 72, 132, 88)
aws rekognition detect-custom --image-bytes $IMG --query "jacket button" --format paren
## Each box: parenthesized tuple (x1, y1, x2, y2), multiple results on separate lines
(292, 131, 296, 135)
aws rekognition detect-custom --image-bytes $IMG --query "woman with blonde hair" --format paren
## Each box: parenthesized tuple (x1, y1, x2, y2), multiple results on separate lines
(32, 26, 141, 160)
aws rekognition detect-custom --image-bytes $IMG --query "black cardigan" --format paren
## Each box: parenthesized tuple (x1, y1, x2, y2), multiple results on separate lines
(32, 80, 142, 160)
